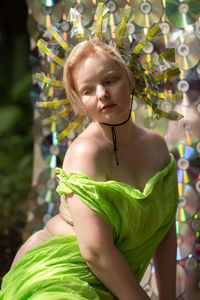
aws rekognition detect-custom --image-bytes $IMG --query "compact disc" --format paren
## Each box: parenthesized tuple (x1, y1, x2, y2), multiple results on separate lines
(150, 264, 187, 297)
(172, 144, 200, 184)
(40, 0, 60, 7)
(178, 68, 200, 106)
(168, 30, 200, 70)
(176, 183, 199, 221)
(27, 0, 63, 27)
(176, 264, 187, 297)
(183, 276, 200, 300)
(36, 168, 60, 206)
(73, 0, 95, 27)
(59, 0, 74, 21)
(191, 219, 200, 232)
(40, 132, 66, 168)
(29, 200, 59, 229)
(27, 16, 44, 41)
(176, 34, 200, 70)
(25, 210, 44, 234)
(144, 117, 157, 129)
(176, 221, 196, 260)
(36, 167, 57, 191)
(184, 255, 200, 280)
(128, 0, 163, 28)
(106, 0, 128, 27)
(166, 0, 199, 29)
(194, 21, 200, 39)
(165, 105, 200, 147)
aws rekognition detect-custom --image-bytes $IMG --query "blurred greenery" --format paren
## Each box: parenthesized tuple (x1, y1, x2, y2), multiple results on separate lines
(0, 1, 33, 281)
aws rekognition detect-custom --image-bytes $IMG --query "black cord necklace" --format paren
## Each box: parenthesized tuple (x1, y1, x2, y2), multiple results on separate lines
(100, 96, 133, 166)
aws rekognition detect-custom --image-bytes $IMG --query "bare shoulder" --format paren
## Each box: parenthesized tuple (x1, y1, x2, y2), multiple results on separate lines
(63, 126, 107, 181)
(142, 127, 170, 168)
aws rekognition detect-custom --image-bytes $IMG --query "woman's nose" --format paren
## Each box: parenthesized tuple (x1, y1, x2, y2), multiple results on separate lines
(96, 84, 107, 101)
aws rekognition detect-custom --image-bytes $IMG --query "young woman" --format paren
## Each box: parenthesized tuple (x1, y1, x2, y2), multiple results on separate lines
(0, 38, 178, 300)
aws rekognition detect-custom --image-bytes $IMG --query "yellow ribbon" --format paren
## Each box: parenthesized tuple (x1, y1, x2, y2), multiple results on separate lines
(57, 116, 86, 141)
(96, 2, 104, 37)
(37, 40, 65, 66)
(153, 68, 180, 82)
(135, 92, 183, 120)
(131, 24, 161, 55)
(36, 98, 69, 108)
(159, 48, 175, 62)
(116, 5, 132, 48)
(36, 73, 64, 87)
(144, 88, 183, 101)
(42, 107, 72, 126)
(47, 25, 69, 51)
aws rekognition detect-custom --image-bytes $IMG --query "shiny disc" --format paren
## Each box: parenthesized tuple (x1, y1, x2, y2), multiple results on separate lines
(106, 0, 127, 27)
(194, 21, 200, 39)
(27, 16, 44, 41)
(150, 264, 187, 297)
(40, 132, 66, 168)
(165, 105, 200, 147)
(177, 68, 200, 106)
(176, 264, 187, 297)
(28, 200, 59, 229)
(73, 0, 95, 27)
(36, 167, 60, 203)
(40, 0, 61, 7)
(176, 221, 196, 260)
(182, 276, 200, 300)
(168, 30, 200, 70)
(166, 0, 200, 29)
(184, 255, 200, 280)
(172, 144, 200, 184)
(176, 183, 199, 221)
(26, 0, 63, 27)
(128, 0, 163, 28)
(94, 0, 128, 40)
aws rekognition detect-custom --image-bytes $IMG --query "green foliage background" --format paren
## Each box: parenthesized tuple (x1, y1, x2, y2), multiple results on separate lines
(0, 1, 33, 281)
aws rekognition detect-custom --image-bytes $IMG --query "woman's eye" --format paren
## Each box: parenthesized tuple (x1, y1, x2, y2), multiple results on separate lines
(106, 79, 112, 84)
(83, 89, 92, 95)
(105, 77, 117, 85)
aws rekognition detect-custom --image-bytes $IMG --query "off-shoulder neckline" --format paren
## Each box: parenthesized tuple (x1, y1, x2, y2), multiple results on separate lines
(56, 153, 175, 196)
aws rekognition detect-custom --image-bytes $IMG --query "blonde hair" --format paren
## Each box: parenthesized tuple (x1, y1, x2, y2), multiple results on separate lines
(63, 37, 133, 115)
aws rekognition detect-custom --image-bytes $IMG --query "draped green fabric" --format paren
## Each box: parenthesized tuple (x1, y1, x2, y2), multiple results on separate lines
(0, 153, 178, 300)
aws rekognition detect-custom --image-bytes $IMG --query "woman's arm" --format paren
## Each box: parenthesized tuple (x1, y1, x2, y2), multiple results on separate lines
(153, 221, 177, 300)
(63, 141, 150, 300)
(68, 193, 150, 300)
(85, 237, 151, 300)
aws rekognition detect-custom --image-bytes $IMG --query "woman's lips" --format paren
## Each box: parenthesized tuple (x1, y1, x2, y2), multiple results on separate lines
(101, 104, 116, 111)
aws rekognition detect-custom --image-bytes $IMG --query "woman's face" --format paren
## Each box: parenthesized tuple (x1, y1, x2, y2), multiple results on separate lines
(73, 53, 134, 124)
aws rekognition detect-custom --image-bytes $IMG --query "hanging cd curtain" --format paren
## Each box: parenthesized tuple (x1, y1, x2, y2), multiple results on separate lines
(25, 1, 200, 299)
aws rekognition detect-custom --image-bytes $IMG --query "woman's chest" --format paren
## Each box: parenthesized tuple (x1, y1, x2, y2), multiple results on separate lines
(106, 148, 163, 192)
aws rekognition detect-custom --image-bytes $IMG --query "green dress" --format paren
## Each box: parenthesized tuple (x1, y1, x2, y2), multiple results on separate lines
(0, 153, 178, 300)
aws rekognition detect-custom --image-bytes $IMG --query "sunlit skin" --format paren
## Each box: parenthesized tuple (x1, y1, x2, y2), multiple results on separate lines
(73, 53, 133, 125)
(11, 52, 177, 300)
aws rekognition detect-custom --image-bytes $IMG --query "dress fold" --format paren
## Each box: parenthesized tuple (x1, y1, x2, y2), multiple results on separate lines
(0, 153, 178, 299)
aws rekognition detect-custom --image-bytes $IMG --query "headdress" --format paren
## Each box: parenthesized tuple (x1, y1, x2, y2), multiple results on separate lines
(35, 2, 184, 144)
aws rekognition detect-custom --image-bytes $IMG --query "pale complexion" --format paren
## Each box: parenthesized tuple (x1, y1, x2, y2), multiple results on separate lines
(11, 52, 177, 300)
